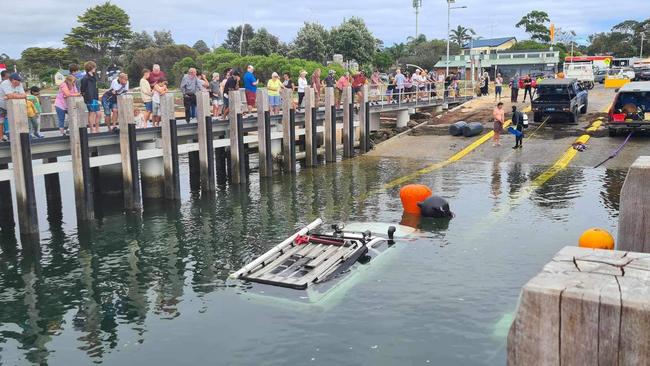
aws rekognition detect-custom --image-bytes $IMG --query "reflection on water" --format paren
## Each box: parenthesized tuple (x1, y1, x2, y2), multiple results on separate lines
(0, 157, 627, 365)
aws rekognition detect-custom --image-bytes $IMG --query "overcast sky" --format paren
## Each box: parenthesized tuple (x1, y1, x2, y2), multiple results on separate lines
(2, 0, 648, 58)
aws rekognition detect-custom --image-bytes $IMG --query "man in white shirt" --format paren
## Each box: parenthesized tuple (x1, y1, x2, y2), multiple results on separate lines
(0, 73, 26, 141)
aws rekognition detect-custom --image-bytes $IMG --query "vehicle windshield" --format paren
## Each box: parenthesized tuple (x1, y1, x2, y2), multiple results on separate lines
(614, 91, 650, 114)
(536, 85, 573, 100)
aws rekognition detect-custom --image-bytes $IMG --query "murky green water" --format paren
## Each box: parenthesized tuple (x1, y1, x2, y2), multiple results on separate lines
(0, 156, 625, 365)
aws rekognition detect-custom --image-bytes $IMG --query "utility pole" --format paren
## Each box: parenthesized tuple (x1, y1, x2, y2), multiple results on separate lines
(446, 0, 467, 76)
(413, 0, 422, 38)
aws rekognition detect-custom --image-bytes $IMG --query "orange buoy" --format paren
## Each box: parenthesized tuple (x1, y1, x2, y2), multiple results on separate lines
(399, 184, 432, 215)
(578, 228, 615, 250)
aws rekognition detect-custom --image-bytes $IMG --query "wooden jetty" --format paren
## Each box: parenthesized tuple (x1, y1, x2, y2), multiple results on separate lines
(0, 87, 470, 244)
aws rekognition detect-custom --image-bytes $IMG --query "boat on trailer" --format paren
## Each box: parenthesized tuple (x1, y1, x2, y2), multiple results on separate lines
(230, 219, 413, 294)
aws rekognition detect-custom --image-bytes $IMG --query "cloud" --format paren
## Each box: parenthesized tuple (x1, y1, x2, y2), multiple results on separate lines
(1, 0, 647, 58)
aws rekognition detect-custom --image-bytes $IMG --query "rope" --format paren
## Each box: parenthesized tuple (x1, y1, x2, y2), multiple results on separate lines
(593, 131, 634, 168)
(524, 115, 551, 141)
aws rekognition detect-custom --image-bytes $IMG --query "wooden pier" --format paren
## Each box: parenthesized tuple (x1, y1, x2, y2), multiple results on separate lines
(0, 87, 470, 245)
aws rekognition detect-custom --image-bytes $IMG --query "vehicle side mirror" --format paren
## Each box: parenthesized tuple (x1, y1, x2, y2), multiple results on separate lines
(615, 89, 620, 93)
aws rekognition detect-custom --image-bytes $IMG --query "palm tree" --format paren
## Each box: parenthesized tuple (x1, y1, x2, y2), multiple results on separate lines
(450, 26, 476, 47)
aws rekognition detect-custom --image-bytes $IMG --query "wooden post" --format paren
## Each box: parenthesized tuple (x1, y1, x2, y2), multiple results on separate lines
(215, 147, 227, 184)
(257, 88, 272, 178)
(6, 99, 39, 238)
(38, 95, 56, 130)
(281, 88, 296, 172)
(508, 246, 650, 366)
(229, 90, 246, 184)
(342, 86, 354, 158)
(196, 91, 215, 192)
(324, 87, 336, 163)
(304, 87, 318, 166)
(43, 157, 61, 202)
(359, 84, 370, 153)
(618, 156, 650, 252)
(160, 93, 180, 200)
(0, 163, 15, 230)
(117, 94, 141, 210)
(68, 96, 94, 221)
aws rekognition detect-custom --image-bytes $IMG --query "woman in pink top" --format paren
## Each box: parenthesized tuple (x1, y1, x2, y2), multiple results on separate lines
(55, 75, 80, 136)
(492, 102, 505, 146)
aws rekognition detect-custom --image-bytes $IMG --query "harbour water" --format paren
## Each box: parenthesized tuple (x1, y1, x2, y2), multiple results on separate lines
(0, 156, 623, 365)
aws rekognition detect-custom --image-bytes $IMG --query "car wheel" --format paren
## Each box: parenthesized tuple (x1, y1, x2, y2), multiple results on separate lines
(580, 102, 588, 114)
(608, 128, 617, 137)
(534, 112, 543, 123)
(570, 110, 579, 124)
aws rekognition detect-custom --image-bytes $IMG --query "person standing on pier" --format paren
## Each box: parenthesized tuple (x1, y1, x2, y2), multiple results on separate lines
(210, 72, 222, 118)
(139, 69, 153, 128)
(395, 69, 405, 103)
(335, 72, 350, 108)
(243, 65, 258, 117)
(311, 68, 322, 105)
(222, 71, 240, 119)
(282, 72, 295, 109)
(148, 64, 166, 86)
(0, 73, 26, 141)
(80, 61, 100, 133)
(492, 102, 505, 147)
(267, 72, 282, 116)
(101, 73, 128, 132)
(180, 68, 202, 123)
(26, 86, 44, 138)
(55, 75, 80, 136)
(151, 77, 168, 128)
(352, 70, 367, 106)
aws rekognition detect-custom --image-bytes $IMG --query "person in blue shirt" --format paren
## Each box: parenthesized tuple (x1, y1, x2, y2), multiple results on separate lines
(243, 65, 258, 116)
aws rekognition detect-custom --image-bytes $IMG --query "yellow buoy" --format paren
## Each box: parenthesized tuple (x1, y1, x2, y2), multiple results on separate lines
(578, 228, 614, 250)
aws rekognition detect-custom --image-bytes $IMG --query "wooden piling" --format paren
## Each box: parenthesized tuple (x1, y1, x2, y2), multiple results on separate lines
(342, 86, 354, 158)
(304, 87, 317, 167)
(196, 91, 216, 192)
(228, 90, 246, 184)
(0, 163, 15, 229)
(324, 87, 336, 163)
(6, 99, 39, 238)
(68, 96, 94, 221)
(359, 84, 370, 153)
(281, 88, 296, 172)
(508, 246, 650, 366)
(618, 156, 650, 252)
(43, 157, 61, 201)
(215, 147, 227, 184)
(117, 95, 142, 210)
(256, 88, 273, 178)
(160, 93, 180, 200)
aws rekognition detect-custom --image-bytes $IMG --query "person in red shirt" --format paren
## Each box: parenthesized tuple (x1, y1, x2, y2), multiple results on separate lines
(335, 72, 350, 108)
(311, 69, 321, 105)
(148, 64, 166, 85)
(352, 71, 367, 106)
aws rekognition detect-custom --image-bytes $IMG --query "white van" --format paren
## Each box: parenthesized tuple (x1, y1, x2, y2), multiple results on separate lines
(564, 63, 595, 89)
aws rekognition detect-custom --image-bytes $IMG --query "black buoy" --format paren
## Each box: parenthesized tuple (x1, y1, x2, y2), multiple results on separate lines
(417, 196, 453, 218)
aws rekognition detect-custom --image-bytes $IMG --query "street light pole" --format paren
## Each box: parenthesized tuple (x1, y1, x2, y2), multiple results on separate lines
(445, 0, 467, 76)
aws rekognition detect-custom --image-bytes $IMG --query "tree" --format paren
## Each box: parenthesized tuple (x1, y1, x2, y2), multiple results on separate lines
(372, 51, 394, 71)
(192, 40, 211, 54)
(248, 28, 280, 56)
(386, 43, 408, 65)
(402, 39, 454, 70)
(587, 32, 636, 57)
(21, 47, 74, 70)
(153, 30, 175, 47)
(223, 24, 255, 55)
(292, 22, 330, 63)
(127, 31, 155, 52)
(450, 26, 476, 47)
(329, 17, 376, 64)
(63, 2, 132, 69)
(127, 45, 198, 85)
(516, 11, 551, 42)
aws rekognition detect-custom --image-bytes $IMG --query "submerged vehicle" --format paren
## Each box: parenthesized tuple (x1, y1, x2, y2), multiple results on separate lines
(531, 78, 588, 124)
(230, 219, 416, 306)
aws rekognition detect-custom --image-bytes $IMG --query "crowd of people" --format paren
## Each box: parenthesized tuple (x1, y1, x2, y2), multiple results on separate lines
(1, 59, 551, 142)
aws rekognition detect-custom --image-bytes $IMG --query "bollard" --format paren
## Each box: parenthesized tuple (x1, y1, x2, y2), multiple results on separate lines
(304, 87, 317, 167)
(281, 88, 296, 172)
(324, 87, 336, 162)
(256, 88, 273, 178)
(160, 93, 180, 200)
(342, 86, 354, 158)
(117, 94, 142, 210)
(7, 99, 39, 239)
(196, 91, 215, 192)
(68, 96, 94, 221)
(359, 84, 370, 152)
(618, 156, 650, 252)
(228, 90, 246, 184)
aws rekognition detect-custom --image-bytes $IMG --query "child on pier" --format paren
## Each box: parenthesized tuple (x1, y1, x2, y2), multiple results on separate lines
(152, 78, 168, 128)
(133, 107, 145, 128)
(26, 86, 44, 138)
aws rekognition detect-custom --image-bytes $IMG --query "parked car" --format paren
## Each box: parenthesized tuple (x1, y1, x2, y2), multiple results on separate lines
(607, 81, 650, 136)
(595, 69, 608, 84)
(634, 68, 650, 81)
(564, 63, 595, 89)
(531, 78, 588, 124)
(608, 67, 635, 80)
